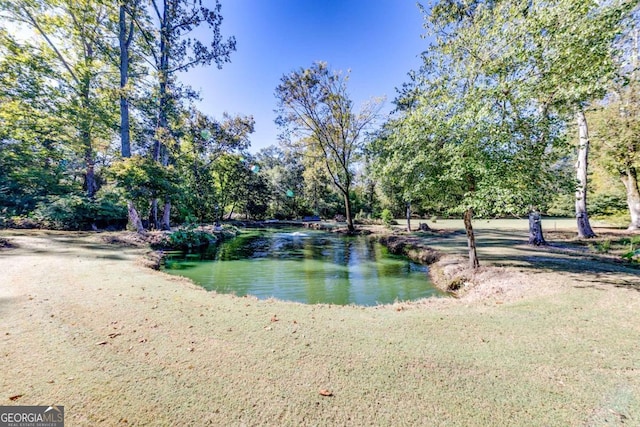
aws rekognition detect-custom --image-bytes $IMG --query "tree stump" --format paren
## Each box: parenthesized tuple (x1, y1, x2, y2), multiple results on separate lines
(528, 211, 546, 246)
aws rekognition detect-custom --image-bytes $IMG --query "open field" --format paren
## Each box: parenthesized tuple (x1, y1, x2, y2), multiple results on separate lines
(1, 225, 639, 426)
(405, 216, 611, 231)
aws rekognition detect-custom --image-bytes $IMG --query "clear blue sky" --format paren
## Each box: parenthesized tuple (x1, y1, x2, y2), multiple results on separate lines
(183, 0, 427, 153)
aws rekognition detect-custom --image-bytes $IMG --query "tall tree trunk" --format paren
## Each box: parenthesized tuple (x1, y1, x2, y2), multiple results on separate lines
(119, 4, 144, 233)
(151, 6, 172, 231)
(463, 208, 480, 269)
(127, 200, 144, 233)
(161, 200, 171, 230)
(84, 145, 97, 199)
(528, 210, 546, 246)
(150, 199, 159, 230)
(344, 191, 354, 233)
(80, 100, 96, 199)
(575, 109, 597, 238)
(119, 4, 132, 158)
(622, 167, 640, 230)
(406, 201, 411, 232)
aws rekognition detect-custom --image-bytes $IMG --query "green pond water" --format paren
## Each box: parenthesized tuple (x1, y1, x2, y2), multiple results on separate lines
(162, 229, 445, 306)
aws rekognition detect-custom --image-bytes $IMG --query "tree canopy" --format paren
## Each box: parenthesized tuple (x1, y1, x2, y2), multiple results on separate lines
(0, 0, 637, 253)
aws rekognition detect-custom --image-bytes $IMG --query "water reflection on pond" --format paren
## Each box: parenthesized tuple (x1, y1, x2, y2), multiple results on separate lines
(163, 229, 445, 306)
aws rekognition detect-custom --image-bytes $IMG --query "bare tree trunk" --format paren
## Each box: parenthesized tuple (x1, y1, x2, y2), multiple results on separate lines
(622, 167, 640, 230)
(127, 200, 144, 233)
(119, 4, 132, 158)
(119, 5, 144, 233)
(150, 199, 159, 230)
(161, 200, 171, 230)
(344, 191, 355, 233)
(80, 75, 96, 199)
(152, 8, 172, 231)
(575, 109, 596, 238)
(528, 210, 546, 246)
(84, 145, 97, 199)
(406, 201, 411, 232)
(463, 208, 480, 269)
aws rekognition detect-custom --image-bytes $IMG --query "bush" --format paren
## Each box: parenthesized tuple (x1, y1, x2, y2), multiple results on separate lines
(381, 209, 394, 226)
(163, 228, 217, 250)
(0, 216, 40, 229)
(589, 193, 627, 217)
(32, 192, 127, 230)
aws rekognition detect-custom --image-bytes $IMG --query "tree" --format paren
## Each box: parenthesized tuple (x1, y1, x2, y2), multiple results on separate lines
(520, 0, 637, 237)
(369, 121, 434, 231)
(177, 109, 253, 223)
(141, 0, 236, 229)
(0, 29, 68, 215)
(117, 0, 148, 232)
(590, 24, 640, 229)
(1, 0, 118, 201)
(256, 146, 307, 219)
(376, 0, 575, 268)
(275, 62, 382, 232)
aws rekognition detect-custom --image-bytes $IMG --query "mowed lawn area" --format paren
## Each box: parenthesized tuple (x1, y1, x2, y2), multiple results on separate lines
(1, 221, 639, 426)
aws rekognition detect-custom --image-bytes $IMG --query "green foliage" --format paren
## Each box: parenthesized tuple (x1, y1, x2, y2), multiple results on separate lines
(275, 61, 383, 230)
(622, 236, 640, 262)
(589, 193, 628, 217)
(590, 239, 612, 254)
(31, 191, 127, 230)
(380, 209, 394, 226)
(109, 156, 179, 202)
(163, 228, 217, 250)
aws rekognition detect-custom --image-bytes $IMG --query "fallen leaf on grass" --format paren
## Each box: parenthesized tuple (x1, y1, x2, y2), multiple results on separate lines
(319, 389, 333, 397)
(9, 394, 23, 401)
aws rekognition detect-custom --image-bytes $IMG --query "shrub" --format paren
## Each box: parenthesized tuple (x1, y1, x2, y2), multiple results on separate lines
(381, 209, 394, 226)
(164, 228, 217, 250)
(32, 192, 127, 230)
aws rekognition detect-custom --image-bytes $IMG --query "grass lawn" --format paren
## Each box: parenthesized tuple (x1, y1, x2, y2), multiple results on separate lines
(1, 226, 639, 426)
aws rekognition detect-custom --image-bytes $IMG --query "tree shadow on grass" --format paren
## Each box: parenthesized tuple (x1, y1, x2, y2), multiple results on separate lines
(0, 234, 138, 261)
(425, 228, 640, 291)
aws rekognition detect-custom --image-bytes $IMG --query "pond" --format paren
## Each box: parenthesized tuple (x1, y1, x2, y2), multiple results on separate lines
(162, 229, 446, 306)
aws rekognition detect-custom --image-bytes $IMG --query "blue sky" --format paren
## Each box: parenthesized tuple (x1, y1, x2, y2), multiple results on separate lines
(183, 0, 427, 153)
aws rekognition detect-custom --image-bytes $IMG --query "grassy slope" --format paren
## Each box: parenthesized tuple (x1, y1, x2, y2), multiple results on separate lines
(1, 228, 639, 426)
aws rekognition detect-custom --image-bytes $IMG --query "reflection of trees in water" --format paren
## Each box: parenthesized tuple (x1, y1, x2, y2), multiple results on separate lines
(165, 230, 440, 305)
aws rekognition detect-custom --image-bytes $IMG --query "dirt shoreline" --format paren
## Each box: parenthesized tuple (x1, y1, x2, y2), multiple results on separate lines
(2, 229, 640, 425)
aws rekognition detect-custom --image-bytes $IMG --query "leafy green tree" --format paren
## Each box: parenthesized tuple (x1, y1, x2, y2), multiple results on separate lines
(379, 0, 575, 268)
(256, 146, 308, 219)
(519, 0, 635, 237)
(417, 0, 635, 239)
(142, 0, 236, 229)
(211, 153, 262, 220)
(1, 0, 119, 201)
(0, 29, 69, 215)
(177, 109, 253, 222)
(590, 23, 640, 229)
(116, 0, 150, 232)
(275, 62, 382, 232)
